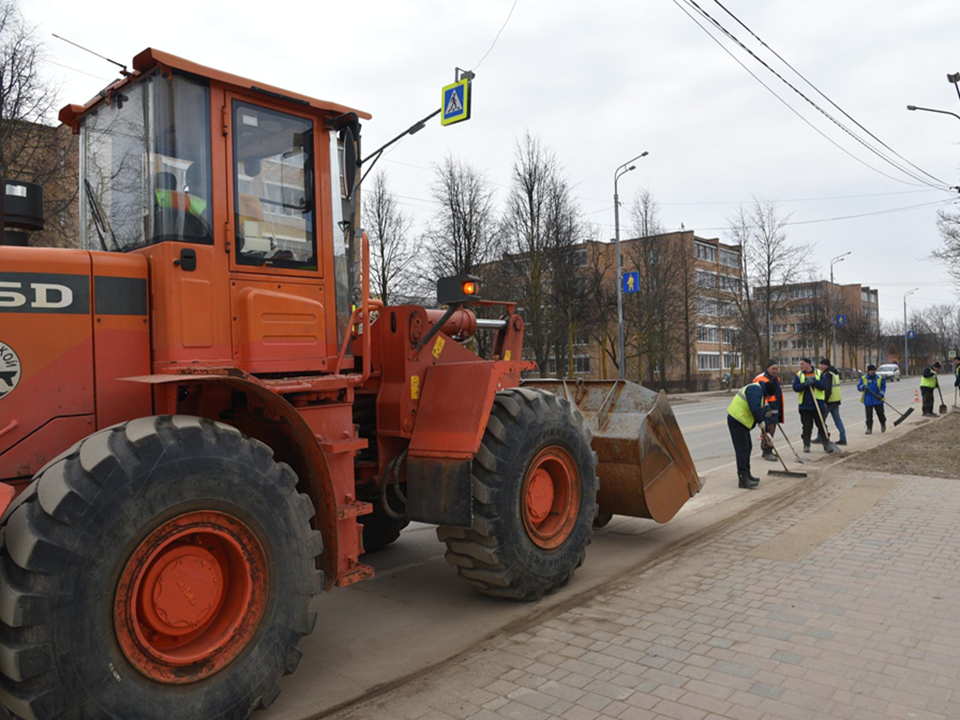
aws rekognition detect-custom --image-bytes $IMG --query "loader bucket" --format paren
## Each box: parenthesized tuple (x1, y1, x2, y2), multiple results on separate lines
(521, 379, 703, 523)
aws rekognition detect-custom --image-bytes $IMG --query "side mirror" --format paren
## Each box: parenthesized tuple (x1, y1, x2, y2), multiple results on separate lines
(340, 126, 358, 199)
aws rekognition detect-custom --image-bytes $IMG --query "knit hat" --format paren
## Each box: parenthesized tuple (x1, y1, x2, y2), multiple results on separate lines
(800, 357, 812, 365)
(933, 361, 942, 369)
(819, 358, 830, 367)
(867, 364, 876, 371)
(765, 359, 778, 369)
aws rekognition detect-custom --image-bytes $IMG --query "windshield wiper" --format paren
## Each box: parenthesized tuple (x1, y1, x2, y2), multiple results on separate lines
(84, 179, 120, 252)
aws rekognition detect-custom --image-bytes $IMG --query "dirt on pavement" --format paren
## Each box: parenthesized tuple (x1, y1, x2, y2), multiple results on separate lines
(845, 412, 960, 479)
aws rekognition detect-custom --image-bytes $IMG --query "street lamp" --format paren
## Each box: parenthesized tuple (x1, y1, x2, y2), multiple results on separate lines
(830, 252, 851, 370)
(904, 288, 919, 376)
(613, 151, 649, 381)
(906, 105, 960, 122)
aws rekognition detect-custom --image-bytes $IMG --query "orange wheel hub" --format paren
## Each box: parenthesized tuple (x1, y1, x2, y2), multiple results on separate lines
(114, 510, 268, 684)
(521, 446, 581, 549)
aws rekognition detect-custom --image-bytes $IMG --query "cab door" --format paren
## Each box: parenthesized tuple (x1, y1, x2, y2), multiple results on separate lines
(223, 93, 336, 374)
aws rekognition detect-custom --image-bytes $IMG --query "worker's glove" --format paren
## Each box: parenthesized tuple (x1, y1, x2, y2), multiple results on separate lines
(804, 377, 815, 386)
(764, 410, 778, 423)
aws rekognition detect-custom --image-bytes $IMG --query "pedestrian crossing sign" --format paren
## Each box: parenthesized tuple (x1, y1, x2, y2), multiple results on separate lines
(908, 330, 916, 339)
(835, 314, 846, 327)
(441, 79, 471, 126)
(623, 271, 639, 294)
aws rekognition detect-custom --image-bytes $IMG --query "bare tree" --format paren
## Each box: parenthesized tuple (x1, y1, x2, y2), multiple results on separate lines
(726, 200, 806, 371)
(424, 155, 498, 283)
(361, 171, 413, 305)
(933, 207, 960, 290)
(499, 132, 560, 376)
(0, 0, 78, 247)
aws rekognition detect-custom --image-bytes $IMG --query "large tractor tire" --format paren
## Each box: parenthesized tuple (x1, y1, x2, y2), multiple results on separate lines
(438, 388, 598, 601)
(358, 504, 409, 553)
(0, 416, 322, 720)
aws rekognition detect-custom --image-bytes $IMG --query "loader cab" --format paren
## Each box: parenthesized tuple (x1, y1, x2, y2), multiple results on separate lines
(64, 49, 369, 375)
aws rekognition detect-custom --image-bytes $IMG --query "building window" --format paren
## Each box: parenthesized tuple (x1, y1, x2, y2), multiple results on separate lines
(719, 248, 740, 268)
(721, 301, 738, 317)
(696, 269, 717, 289)
(789, 285, 822, 300)
(697, 352, 721, 371)
(718, 274, 741, 294)
(791, 322, 808, 333)
(697, 325, 719, 343)
(573, 331, 590, 346)
(772, 323, 787, 334)
(547, 355, 591, 375)
(573, 248, 588, 268)
(694, 242, 717, 262)
(722, 327, 739, 345)
(723, 353, 741, 369)
(698, 298, 718, 316)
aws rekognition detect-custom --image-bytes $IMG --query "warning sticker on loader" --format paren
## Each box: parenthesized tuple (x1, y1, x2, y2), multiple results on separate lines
(432, 336, 446, 359)
(411, 375, 421, 400)
(0, 341, 21, 400)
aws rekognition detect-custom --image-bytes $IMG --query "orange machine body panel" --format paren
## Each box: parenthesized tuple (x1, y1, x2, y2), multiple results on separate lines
(0, 247, 151, 480)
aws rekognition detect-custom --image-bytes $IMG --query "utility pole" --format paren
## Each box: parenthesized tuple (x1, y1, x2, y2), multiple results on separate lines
(613, 152, 648, 381)
(830, 252, 850, 369)
(904, 288, 918, 375)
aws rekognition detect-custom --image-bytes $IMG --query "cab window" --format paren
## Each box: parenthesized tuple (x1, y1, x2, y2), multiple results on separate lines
(79, 71, 213, 251)
(233, 102, 316, 269)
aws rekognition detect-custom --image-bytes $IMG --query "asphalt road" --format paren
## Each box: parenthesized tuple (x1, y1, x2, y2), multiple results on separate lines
(263, 374, 952, 720)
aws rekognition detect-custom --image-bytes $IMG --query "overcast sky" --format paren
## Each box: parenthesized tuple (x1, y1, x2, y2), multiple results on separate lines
(25, 0, 960, 323)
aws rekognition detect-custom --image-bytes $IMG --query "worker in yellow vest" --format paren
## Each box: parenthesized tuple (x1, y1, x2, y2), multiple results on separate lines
(791, 357, 832, 453)
(818, 358, 846, 445)
(753, 360, 783, 462)
(920, 361, 941, 417)
(727, 380, 776, 489)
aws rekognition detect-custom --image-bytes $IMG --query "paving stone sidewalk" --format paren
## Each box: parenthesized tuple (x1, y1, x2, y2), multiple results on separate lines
(331, 469, 960, 720)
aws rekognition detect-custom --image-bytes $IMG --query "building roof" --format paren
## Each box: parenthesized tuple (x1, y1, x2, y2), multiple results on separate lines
(60, 48, 371, 127)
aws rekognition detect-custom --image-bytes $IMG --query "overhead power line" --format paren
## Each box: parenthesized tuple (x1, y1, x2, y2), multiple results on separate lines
(709, 0, 951, 190)
(667, 0, 929, 189)
(472, 0, 520, 71)
(673, 0, 952, 192)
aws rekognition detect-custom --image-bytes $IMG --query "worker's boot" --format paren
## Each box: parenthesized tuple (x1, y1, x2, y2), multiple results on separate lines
(880, 422, 887, 433)
(865, 426, 872, 435)
(762, 449, 777, 462)
(738, 471, 759, 489)
(822, 440, 834, 453)
(803, 444, 811, 453)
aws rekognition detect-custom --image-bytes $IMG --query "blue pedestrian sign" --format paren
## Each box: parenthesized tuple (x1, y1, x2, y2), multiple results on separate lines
(907, 329, 916, 339)
(835, 314, 846, 327)
(623, 272, 639, 294)
(441, 78, 471, 126)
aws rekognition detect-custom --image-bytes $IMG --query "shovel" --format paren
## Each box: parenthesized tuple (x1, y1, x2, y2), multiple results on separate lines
(760, 427, 807, 478)
(774, 422, 807, 464)
(936, 386, 947, 415)
(809, 386, 846, 456)
(865, 387, 913, 427)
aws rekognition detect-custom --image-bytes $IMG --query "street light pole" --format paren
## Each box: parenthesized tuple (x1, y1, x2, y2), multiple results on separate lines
(829, 252, 850, 369)
(613, 151, 648, 381)
(904, 288, 918, 376)
(906, 104, 960, 122)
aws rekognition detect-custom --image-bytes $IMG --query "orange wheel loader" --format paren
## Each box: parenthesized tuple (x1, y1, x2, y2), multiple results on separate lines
(0, 50, 702, 720)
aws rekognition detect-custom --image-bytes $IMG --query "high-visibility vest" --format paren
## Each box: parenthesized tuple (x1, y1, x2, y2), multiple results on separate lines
(826, 371, 841, 403)
(728, 382, 763, 429)
(859, 375, 883, 404)
(920, 368, 938, 389)
(753, 373, 778, 404)
(796, 369, 825, 404)
(156, 189, 207, 218)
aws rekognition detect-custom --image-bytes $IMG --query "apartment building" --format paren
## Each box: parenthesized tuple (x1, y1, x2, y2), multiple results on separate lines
(529, 230, 744, 389)
(757, 281, 880, 372)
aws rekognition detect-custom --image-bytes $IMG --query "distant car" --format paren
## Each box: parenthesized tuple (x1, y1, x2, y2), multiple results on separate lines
(877, 364, 901, 382)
